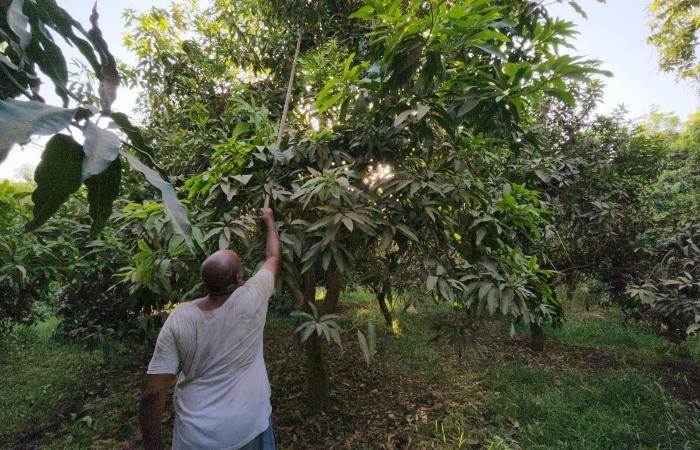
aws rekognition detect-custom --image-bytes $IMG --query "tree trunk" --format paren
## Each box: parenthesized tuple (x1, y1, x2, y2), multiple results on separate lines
(290, 284, 305, 310)
(300, 268, 336, 410)
(319, 270, 342, 314)
(305, 333, 329, 409)
(303, 269, 316, 304)
(565, 272, 578, 307)
(529, 323, 545, 351)
(376, 288, 393, 326)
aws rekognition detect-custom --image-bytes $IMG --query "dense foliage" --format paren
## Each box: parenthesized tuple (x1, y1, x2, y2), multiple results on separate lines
(0, 0, 191, 241)
(648, 0, 700, 81)
(0, 180, 85, 332)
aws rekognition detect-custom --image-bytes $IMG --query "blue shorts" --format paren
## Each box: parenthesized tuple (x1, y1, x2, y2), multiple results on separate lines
(237, 417, 278, 450)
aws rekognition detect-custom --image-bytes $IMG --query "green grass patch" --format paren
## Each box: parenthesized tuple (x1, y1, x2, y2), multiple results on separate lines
(0, 317, 152, 448)
(340, 287, 375, 305)
(0, 319, 103, 442)
(266, 313, 295, 330)
(5, 296, 699, 449)
(482, 362, 700, 449)
(547, 309, 700, 363)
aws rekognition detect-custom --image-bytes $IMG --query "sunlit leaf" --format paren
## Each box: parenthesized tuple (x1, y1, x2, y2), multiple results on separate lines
(7, 0, 31, 50)
(0, 100, 77, 163)
(122, 151, 192, 250)
(81, 121, 121, 181)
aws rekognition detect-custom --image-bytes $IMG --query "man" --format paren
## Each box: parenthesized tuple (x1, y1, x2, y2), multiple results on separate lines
(139, 207, 281, 450)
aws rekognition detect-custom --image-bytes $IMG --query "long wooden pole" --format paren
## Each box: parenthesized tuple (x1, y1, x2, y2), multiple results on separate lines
(264, 29, 303, 209)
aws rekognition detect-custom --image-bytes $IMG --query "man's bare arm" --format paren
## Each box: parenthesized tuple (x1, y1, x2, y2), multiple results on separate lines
(139, 373, 175, 450)
(261, 207, 280, 276)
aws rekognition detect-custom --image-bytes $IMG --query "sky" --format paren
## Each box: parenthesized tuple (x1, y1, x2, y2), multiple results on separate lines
(1, 0, 699, 180)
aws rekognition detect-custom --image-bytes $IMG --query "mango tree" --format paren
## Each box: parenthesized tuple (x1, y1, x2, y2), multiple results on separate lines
(125, 0, 606, 407)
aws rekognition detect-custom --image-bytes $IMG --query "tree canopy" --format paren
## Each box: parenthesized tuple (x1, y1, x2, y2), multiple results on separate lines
(648, 0, 700, 81)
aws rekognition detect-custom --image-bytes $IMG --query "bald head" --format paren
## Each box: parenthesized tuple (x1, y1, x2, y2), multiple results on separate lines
(201, 250, 242, 295)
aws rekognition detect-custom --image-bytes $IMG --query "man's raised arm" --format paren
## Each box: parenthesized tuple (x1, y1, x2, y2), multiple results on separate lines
(261, 207, 280, 276)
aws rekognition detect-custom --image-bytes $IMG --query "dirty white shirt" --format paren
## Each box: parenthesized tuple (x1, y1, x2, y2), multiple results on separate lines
(147, 269, 275, 450)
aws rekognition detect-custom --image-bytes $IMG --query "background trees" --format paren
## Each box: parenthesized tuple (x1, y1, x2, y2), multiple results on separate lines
(648, 0, 700, 81)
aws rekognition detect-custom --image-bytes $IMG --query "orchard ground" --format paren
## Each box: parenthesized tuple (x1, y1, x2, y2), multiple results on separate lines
(1, 289, 699, 450)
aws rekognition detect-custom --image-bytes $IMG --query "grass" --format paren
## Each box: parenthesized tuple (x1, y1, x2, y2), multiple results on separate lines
(546, 309, 700, 363)
(482, 364, 700, 449)
(0, 318, 150, 449)
(2, 291, 699, 449)
(0, 320, 102, 442)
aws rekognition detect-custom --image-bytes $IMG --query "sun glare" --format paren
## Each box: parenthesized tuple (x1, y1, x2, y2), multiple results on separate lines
(363, 163, 394, 188)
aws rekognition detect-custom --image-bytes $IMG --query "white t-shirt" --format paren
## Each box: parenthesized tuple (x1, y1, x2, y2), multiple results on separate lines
(147, 269, 275, 450)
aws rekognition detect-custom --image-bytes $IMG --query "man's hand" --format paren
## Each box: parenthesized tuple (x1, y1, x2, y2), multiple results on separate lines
(261, 207, 274, 225)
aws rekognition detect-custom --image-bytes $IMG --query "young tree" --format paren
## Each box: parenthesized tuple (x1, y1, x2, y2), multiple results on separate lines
(126, 0, 606, 406)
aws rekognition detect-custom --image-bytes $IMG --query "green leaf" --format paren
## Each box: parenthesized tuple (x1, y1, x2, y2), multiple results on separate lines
(487, 287, 499, 315)
(232, 174, 253, 185)
(329, 328, 342, 349)
(546, 88, 575, 106)
(26, 134, 83, 231)
(341, 216, 354, 232)
(501, 287, 515, 314)
(534, 169, 549, 183)
(232, 122, 250, 139)
(379, 229, 393, 251)
(307, 215, 336, 232)
(475, 227, 487, 245)
(393, 108, 414, 128)
(357, 329, 370, 366)
(81, 121, 121, 180)
(0, 100, 77, 163)
(415, 104, 430, 120)
(319, 313, 341, 322)
(122, 151, 192, 250)
(388, 40, 422, 88)
(85, 157, 121, 235)
(349, 5, 375, 19)
(168, 234, 185, 254)
(474, 44, 505, 60)
(478, 281, 492, 302)
(396, 223, 418, 241)
(301, 324, 315, 343)
(426, 275, 438, 291)
(290, 310, 314, 321)
(367, 322, 376, 355)
(110, 112, 156, 162)
(7, 0, 31, 49)
(88, 4, 119, 112)
(0, 54, 19, 71)
(29, 0, 101, 75)
(568, 1, 587, 19)
(26, 18, 69, 104)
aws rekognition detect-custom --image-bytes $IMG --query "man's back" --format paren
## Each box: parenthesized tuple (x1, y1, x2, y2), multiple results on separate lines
(147, 269, 275, 449)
